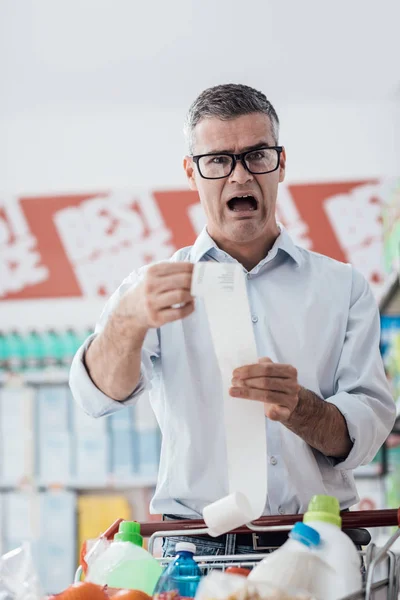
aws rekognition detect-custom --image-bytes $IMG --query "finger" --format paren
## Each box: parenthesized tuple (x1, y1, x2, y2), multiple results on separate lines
(233, 362, 297, 380)
(147, 272, 193, 294)
(230, 386, 293, 405)
(229, 387, 293, 422)
(152, 289, 194, 311)
(158, 300, 195, 324)
(147, 262, 194, 278)
(232, 376, 299, 395)
(264, 404, 291, 421)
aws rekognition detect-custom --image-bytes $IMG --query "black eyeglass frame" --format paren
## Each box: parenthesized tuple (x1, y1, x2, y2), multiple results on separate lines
(191, 146, 284, 180)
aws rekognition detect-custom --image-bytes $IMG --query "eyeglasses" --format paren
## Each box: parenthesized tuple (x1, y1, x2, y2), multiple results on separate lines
(192, 146, 283, 180)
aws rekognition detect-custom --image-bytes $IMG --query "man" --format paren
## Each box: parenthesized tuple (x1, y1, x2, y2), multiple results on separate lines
(70, 84, 395, 557)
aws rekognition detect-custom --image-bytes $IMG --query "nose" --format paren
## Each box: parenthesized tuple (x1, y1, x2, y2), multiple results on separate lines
(228, 159, 253, 184)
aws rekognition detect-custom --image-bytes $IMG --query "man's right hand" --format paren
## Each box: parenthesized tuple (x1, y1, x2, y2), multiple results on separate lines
(116, 262, 195, 331)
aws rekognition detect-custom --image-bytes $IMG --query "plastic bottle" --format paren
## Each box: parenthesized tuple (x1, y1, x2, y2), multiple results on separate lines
(23, 330, 45, 370)
(250, 521, 321, 581)
(0, 332, 7, 372)
(302, 495, 362, 599)
(153, 542, 202, 600)
(249, 522, 331, 598)
(62, 328, 81, 367)
(6, 330, 25, 372)
(42, 329, 63, 367)
(87, 521, 162, 594)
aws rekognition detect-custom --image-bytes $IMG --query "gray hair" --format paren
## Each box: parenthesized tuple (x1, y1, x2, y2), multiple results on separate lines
(184, 83, 280, 154)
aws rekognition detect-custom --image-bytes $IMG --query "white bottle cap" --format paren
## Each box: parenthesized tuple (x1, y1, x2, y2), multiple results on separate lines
(175, 542, 196, 554)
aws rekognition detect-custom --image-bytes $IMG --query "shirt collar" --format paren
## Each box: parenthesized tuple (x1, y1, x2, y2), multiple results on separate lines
(189, 225, 303, 268)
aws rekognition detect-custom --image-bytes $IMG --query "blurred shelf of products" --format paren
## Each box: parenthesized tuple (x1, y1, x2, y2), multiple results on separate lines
(0, 381, 161, 487)
(0, 328, 92, 376)
(0, 488, 156, 593)
(0, 376, 161, 593)
(379, 274, 400, 526)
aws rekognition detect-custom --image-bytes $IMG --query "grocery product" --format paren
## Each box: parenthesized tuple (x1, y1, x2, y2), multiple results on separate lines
(302, 495, 362, 599)
(87, 521, 162, 594)
(154, 542, 202, 600)
(196, 569, 315, 600)
(112, 589, 152, 600)
(54, 582, 108, 600)
(249, 522, 330, 598)
(225, 567, 251, 577)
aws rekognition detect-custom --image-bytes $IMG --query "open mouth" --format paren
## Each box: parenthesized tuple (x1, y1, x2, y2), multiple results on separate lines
(227, 195, 258, 212)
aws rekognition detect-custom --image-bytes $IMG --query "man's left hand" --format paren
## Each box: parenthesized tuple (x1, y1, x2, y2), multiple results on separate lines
(230, 357, 300, 422)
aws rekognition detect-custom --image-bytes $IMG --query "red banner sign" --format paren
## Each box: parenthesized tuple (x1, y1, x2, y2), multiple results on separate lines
(0, 180, 385, 302)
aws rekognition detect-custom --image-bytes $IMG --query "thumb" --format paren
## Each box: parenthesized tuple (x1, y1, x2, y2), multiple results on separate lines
(265, 405, 291, 421)
(258, 357, 274, 365)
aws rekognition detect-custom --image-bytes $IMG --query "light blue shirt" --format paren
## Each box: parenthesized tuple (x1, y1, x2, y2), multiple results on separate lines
(70, 227, 395, 517)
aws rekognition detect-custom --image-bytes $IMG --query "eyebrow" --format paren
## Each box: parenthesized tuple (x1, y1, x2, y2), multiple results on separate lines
(203, 141, 274, 155)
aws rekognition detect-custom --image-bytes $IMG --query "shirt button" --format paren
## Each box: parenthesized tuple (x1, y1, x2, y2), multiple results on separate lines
(251, 315, 258, 324)
(270, 456, 277, 466)
(278, 506, 285, 515)
(246, 273, 251, 279)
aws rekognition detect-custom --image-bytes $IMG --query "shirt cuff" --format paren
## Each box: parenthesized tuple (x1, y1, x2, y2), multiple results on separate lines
(69, 334, 147, 418)
(325, 391, 379, 470)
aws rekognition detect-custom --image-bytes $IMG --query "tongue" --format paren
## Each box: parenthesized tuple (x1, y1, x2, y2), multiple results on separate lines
(230, 197, 255, 211)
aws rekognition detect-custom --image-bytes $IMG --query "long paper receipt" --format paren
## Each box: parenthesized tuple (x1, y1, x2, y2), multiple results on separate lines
(191, 262, 267, 536)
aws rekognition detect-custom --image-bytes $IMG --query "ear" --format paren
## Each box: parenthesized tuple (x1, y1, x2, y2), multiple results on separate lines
(278, 147, 286, 183)
(183, 156, 198, 191)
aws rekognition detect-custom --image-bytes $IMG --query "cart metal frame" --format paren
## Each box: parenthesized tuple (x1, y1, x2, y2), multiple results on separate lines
(75, 509, 400, 599)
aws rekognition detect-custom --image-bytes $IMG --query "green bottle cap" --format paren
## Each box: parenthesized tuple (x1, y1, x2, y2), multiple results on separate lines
(114, 520, 143, 546)
(303, 495, 342, 528)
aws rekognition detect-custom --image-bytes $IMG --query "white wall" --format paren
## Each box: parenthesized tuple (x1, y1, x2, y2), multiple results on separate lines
(280, 101, 400, 182)
(2, 100, 399, 195)
(2, 0, 399, 194)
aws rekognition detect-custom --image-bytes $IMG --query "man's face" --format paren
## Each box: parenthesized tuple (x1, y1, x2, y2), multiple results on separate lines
(184, 112, 286, 247)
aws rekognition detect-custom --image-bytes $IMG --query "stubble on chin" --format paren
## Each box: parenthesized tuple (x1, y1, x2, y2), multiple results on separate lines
(225, 220, 263, 243)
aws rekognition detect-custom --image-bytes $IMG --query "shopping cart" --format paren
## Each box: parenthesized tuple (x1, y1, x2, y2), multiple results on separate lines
(75, 507, 400, 600)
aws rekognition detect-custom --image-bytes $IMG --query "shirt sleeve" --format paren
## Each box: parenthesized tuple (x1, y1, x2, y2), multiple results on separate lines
(69, 269, 160, 418)
(326, 267, 396, 470)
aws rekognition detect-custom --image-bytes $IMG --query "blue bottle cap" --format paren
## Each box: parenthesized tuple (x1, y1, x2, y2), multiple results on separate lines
(289, 522, 320, 547)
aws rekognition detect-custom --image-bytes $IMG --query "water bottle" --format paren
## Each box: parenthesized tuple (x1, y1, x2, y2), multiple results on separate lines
(154, 542, 202, 600)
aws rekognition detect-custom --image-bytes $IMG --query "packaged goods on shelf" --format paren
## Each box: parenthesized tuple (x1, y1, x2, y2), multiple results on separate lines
(0, 385, 35, 485)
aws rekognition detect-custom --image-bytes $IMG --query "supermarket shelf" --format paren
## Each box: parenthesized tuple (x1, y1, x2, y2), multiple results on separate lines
(0, 369, 70, 385)
(0, 297, 105, 331)
(354, 464, 384, 478)
(0, 475, 158, 491)
(67, 476, 158, 489)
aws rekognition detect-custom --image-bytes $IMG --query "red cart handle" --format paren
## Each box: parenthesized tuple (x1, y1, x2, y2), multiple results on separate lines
(138, 508, 400, 537)
(80, 508, 400, 571)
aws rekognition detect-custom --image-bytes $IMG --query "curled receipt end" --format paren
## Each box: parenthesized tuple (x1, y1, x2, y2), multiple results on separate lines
(191, 262, 268, 537)
(203, 492, 255, 537)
